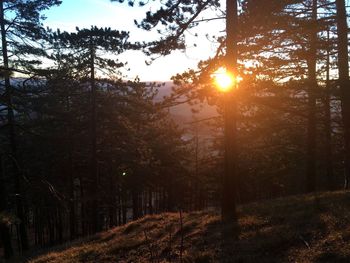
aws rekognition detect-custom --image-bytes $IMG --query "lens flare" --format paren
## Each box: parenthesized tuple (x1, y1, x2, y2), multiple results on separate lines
(213, 67, 241, 92)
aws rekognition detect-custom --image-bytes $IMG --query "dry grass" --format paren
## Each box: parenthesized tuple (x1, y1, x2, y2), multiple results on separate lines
(26, 191, 350, 262)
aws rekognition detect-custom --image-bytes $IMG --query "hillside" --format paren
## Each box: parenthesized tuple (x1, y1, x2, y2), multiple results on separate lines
(155, 82, 218, 127)
(26, 191, 350, 263)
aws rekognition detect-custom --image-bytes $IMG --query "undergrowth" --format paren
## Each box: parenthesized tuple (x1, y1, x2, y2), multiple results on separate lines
(24, 191, 350, 263)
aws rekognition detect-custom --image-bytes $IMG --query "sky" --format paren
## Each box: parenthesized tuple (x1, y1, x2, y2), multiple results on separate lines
(43, 0, 226, 82)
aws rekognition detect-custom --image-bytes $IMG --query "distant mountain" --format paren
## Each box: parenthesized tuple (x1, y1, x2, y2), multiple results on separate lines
(1, 78, 218, 135)
(152, 81, 218, 131)
(153, 81, 173, 102)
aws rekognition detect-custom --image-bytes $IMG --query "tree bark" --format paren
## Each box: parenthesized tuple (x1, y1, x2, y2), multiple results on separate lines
(132, 189, 140, 220)
(69, 158, 76, 239)
(324, 29, 335, 189)
(89, 35, 99, 232)
(222, 0, 238, 222)
(306, 0, 318, 193)
(335, 0, 350, 189)
(0, 0, 28, 250)
(0, 155, 14, 259)
(148, 188, 153, 215)
(109, 169, 116, 228)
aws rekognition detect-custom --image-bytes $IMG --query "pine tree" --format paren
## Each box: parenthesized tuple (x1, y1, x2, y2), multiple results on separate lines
(335, 0, 350, 189)
(49, 26, 131, 232)
(0, 0, 61, 252)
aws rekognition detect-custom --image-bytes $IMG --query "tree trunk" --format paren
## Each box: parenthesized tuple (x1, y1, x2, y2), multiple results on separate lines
(57, 208, 63, 243)
(335, 0, 350, 189)
(167, 176, 175, 212)
(79, 175, 86, 236)
(117, 186, 122, 225)
(68, 151, 76, 239)
(121, 188, 127, 224)
(0, 0, 28, 250)
(66, 92, 76, 240)
(221, 0, 238, 223)
(324, 29, 334, 190)
(306, 0, 318, 193)
(109, 169, 116, 228)
(148, 188, 153, 215)
(194, 131, 200, 211)
(132, 189, 140, 220)
(89, 36, 99, 232)
(122, 202, 127, 225)
(0, 155, 14, 259)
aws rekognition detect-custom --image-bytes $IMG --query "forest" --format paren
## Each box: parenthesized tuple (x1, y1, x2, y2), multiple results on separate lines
(1, 0, 350, 262)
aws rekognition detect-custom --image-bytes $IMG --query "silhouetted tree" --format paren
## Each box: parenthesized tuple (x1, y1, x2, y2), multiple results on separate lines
(335, 0, 350, 189)
(0, 0, 61, 253)
(49, 27, 130, 232)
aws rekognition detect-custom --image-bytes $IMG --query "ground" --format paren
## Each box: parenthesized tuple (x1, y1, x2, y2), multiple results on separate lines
(23, 191, 350, 262)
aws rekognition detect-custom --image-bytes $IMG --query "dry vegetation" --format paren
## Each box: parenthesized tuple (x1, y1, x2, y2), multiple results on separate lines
(25, 191, 350, 263)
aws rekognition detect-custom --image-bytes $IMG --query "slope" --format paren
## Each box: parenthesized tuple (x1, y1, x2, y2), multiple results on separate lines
(27, 191, 350, 263)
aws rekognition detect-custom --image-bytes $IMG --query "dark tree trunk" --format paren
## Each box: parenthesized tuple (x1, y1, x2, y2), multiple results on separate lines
(162, 188, 166, 212)
(79, 175, 86, 236)
(324, 29, 335, 189)
(335, 0, 350, 189)
(167, 176, 175, 212)
(57, 208, 63, 243)
(221, 0, 238, 222)
(89, 36, 99, 232)
(117, 186, 122, 225)
(194, 130, 199, 211)
(0, 0, 28, 250)
(66, 98, 76, 239)
(69, 152, 76, 240)
(109, 169, 116, 228)
(48, 209, 54, 246)
(122, 188, 127, 224)
(132, 189, 140, 220)
(148, 188, 153, 215)
(306, 0, 318, 193)
(0, 155, 14, 259)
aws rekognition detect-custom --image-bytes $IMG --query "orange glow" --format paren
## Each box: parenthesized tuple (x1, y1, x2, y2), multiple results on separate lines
(213, 67, 241, 92)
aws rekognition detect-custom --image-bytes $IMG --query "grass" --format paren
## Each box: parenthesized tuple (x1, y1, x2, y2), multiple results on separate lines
(25, 191, 350, 262)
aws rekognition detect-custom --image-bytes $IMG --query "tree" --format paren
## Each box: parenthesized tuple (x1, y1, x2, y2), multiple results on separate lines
(232, 0, 342, 192)
(222, 0, 238, 222)
(0, 154, 13, 258)
(49, 26, 130, 232)
(112, 0, 241, 221)
(0, 0, 61, 252)
(335, 0, 350, 189)
(306, 0, 318, 192)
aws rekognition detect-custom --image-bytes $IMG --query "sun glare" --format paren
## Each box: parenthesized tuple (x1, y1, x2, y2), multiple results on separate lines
(213, 67, 239, 92)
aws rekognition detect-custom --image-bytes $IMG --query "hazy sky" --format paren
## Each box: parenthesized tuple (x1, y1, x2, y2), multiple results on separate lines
(43, 0, 225, 82)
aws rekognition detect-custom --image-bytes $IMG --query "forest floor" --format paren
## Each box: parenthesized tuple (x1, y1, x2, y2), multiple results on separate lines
(21, 191, 350, 262)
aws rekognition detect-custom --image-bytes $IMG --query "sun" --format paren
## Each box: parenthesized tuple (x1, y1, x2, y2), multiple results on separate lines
(213, 67, 236, 92)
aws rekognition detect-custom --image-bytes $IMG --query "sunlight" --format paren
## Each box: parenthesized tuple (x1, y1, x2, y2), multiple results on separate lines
(213, 67, 241, 92)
